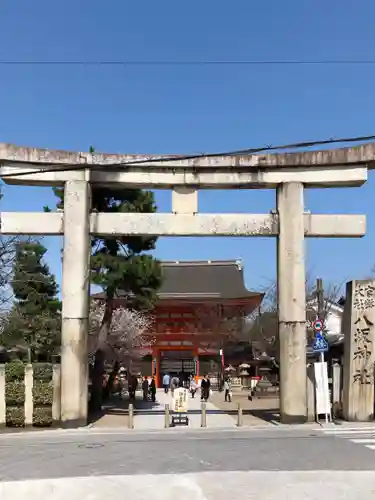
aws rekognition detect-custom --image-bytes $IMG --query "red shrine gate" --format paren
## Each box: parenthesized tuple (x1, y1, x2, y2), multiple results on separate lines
(145, 260, 263, 387)
(94, 260, 263, 387)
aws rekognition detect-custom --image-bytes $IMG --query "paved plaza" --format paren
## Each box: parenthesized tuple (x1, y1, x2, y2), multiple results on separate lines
(92, 389, 279, 429)
(133, 389, 236, 430)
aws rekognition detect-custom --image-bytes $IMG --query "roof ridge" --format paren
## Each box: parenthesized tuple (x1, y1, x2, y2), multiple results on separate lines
(161, 259, 242, 267)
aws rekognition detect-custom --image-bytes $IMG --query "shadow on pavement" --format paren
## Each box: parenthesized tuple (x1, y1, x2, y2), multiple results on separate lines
(247, 407, 280, 423)
(88, 394, 160, 424)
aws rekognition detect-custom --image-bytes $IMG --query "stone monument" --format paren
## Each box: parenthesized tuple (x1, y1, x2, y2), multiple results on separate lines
(343, 280, 375, 421)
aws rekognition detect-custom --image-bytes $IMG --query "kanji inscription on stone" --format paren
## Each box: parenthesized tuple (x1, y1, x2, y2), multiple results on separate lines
(343, 280, 375, 420)
(353, 365, 375, 385)
(353, 315, 374, 385)
(353, 283, 375, 311)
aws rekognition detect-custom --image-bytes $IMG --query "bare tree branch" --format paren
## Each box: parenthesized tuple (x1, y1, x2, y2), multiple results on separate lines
(0, 235, 42, 314)
(247, 273, 344, 361)
(0, 235, 19, 312)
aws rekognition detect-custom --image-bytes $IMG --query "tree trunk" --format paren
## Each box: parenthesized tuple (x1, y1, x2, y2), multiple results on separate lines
(104, 361, 119, 401)
(89, 290, 115, 413)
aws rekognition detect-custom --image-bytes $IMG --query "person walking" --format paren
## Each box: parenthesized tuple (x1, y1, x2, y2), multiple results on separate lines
(189, 377, 197, 398)
(171, 376, 179, 397)
(224, 377, 232, 402)
(142, 376, 149, 401)
(200, 374, 211, 401)
(150, 377, 157, 403)
(162, 373, 170, 394)
(128, 375, 138, 400)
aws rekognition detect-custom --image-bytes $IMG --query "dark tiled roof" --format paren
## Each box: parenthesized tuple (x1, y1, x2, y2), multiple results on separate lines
(92, 260, 262, 301)
(156, 260, 260, 300)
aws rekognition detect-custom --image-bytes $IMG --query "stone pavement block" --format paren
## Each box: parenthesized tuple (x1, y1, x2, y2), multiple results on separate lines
(3, 471, 375, 500)
(210, 391, 279, 426)
(91, 414, 129, 427)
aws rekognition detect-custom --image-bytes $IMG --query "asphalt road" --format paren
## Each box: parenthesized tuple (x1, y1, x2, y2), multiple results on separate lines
(2, 426, 375, 498)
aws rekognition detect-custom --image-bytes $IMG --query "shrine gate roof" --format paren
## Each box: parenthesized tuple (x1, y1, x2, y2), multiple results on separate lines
(92, 259, 263, 302)
(157, 260, 260, 300)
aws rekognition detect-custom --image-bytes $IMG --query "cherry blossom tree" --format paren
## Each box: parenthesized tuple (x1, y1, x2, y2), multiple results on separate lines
(0, 234, 20, 312)
(88, 300, 154, 366)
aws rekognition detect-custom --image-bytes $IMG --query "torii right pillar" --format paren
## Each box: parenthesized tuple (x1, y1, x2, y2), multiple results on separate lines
(277, 182, 307, 423)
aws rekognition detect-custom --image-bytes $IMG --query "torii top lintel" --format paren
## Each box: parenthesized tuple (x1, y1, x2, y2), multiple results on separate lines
(0, 141, 373, 188)
(0, 141, 375, 167)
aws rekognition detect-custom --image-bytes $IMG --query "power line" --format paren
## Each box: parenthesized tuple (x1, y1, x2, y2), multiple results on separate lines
(1, 134, 374, 179)
(1, 59, 375, 66)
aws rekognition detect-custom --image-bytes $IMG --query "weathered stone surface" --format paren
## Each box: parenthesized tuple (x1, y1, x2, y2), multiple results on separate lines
(0, 163, 367, 188)
(277, 182, 307, 423)
(0, 140, 375, 168)
(343, 280, 375, 421)
(60, 181, 91, 427)
(0, 142, 371, 188)
(171, 187, 198, 214)
(24, 364, 33, 427)
(0, 212, 367, 237)
(52, 364, 61, 424)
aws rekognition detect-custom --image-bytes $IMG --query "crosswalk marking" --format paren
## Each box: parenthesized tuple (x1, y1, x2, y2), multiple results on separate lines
(320, 427, 375, 435)
(321, 426, 375, 431)
(319, 426, 375, 452)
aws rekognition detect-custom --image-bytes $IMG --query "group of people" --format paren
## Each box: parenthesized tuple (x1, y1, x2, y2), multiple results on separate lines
(103, 367, 233, 404)
(101, 366, 138, 401)
(161, 373, 213, 401)
(197, 374, 232, 402)
(142, 376, 157, 402)
(162, 373, 181, 395)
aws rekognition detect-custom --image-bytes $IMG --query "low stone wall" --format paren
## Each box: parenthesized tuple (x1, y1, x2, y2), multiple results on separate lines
(0, 361, 61, 428)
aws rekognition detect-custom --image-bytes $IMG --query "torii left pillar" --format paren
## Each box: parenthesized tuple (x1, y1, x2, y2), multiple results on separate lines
(61, 180, 91, 427)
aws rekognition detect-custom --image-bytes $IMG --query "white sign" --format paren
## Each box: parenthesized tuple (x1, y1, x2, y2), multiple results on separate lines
(313, 361, 331, 418)
(172, 387, 189, 413)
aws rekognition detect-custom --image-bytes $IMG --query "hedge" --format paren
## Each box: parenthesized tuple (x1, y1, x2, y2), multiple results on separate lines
(4, 361, 55, 428)
(5, 360, 25, 427)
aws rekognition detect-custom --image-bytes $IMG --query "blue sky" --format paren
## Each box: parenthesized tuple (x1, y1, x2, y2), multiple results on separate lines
(1, 0, 375, 294)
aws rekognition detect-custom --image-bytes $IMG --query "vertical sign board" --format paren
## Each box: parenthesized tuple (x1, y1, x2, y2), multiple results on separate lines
(171, 387, 189, 426)
(173, 387, 188, 413)
(313, 361, 331, 418)
(312, 318, 331, 422)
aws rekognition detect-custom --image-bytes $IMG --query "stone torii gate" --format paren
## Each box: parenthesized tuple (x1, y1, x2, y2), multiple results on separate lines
(0, 142, 372, 427)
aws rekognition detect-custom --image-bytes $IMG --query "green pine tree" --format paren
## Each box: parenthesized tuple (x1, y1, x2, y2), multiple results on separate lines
(52, 149, 163, 409)
(53, 185, 162, 316)
(1, 241, 61, 361)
